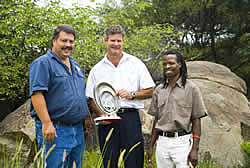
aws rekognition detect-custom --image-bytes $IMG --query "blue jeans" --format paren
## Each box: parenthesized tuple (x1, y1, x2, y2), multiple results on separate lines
(35, 120, 84, 168)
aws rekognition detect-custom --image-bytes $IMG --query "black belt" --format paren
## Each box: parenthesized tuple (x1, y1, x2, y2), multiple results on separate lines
(117, 108, 137, 114)
(159, 130, 191, 137)
(33, 115, 81, 126)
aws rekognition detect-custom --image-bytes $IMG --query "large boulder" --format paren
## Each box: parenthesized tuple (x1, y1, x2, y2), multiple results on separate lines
(0, 99, 36, 168)
(188, 61, 249, 167)
(141, 61, 250, 167)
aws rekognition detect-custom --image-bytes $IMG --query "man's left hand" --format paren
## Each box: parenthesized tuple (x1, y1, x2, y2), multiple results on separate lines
(116, 89, 132, 100)
(187, 148, 198, 167)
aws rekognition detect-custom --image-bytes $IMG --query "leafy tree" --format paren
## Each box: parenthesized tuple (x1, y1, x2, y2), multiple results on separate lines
(0, 0, 101, 107)
(0, 0, 51, 104)
(2, 0, 248, 112)
(143, 0, 250, 97)
(95, 0, 180, 72)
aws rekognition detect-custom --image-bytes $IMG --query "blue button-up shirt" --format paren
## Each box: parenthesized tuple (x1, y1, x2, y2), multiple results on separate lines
(29, 50, 88, 123)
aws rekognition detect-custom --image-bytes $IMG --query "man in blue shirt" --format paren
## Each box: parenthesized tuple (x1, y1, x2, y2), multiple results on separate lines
(29, 24, 89, 168)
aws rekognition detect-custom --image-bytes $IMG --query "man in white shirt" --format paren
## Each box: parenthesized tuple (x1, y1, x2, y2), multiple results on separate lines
(86, 24, 155, 168)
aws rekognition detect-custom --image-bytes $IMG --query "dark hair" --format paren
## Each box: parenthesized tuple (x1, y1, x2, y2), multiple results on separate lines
(104, 24, 125, 39)
(162, 49, 187, 88)
(51, 24, 76, 47)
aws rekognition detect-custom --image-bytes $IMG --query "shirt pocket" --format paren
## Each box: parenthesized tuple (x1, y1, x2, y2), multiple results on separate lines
(175, 100, 192, 118)
(53, 71, 68, 93)
(54, 70, 67, 82)
(75, 71, 86, 97)
(157, 93, 166, 108)
(53, 71, 74, 105)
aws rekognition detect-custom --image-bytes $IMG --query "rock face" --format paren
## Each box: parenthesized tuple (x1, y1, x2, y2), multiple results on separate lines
(0, 99, 35, 168)
(141, 61, 250, 167)
(241, 111, 250, 141)
(188, 61, 249, 167)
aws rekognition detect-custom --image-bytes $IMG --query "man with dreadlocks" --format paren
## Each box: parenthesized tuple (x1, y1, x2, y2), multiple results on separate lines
(146, 49, 207, 168)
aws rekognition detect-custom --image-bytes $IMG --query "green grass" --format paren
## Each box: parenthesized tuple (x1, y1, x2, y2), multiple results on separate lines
(1, 146, 244, 168)
(1, 138, 249, 168)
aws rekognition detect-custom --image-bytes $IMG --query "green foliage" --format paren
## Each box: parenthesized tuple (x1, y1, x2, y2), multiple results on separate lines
(241, 141, 250, 168)
(197, 161, 224, 168)
(124, 23, 180, 72)
(0, 0, 179, 104)
(96, 1, 180, 72)
(1, 140, 242, 168)
(0, 0, 57, 101)
(0, 138, 24, 168)
(83, 149, 102, 168)
(0, 0, 102, 101)
(1, 0, 249, 107)
(83, 147, 157, 168)
(148, 0, 249, 97)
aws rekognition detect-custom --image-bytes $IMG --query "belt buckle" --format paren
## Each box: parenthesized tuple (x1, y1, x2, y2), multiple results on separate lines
(121, 109, 125, 113)
(118, 108, 127, 114)
(118, 109, 124, 114)
(164, 131, 177, 137)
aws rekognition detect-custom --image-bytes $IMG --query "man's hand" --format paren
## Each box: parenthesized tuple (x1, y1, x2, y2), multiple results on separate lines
(84, 116, 95, 134)
(116, 89, 132, 100)
(187, 148, 198, 167)
(42, 121, 57, 142)
(146, 147, 154, 168)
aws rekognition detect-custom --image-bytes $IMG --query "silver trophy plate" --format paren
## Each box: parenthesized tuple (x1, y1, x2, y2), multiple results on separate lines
(93, 82, 121, 123)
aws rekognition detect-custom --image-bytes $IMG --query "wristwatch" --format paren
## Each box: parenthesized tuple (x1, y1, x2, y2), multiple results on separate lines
(131, 91, 136, 100)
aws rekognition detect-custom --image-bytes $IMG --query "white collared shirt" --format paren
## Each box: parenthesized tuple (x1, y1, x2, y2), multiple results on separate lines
(86, 52, 155, 109)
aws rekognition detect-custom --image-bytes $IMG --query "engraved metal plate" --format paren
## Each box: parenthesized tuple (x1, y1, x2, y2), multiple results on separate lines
(93, 82, 121, 123)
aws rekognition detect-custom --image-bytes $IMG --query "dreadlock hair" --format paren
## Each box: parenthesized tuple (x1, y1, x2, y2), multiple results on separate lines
(162, 49, 188, 88)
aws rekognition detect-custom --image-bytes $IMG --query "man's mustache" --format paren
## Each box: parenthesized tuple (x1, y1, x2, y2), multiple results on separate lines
(62, 47, 73, 50)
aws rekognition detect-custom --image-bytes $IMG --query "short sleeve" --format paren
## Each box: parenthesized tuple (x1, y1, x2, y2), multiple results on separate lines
(139, 61, 155, 89)
(191, 85, 208, 119)
(147, 87, 159, 119)
(29, 59, 50, 97)
(85, 68, 96, 99)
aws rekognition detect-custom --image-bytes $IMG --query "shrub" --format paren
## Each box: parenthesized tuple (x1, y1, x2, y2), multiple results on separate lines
(241, 141, 250, 168)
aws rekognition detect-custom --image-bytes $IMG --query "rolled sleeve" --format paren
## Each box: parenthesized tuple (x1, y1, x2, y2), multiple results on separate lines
(147, 87, 159, 119)
(191, 85, 208, 119)
(29, 59, 50, 97)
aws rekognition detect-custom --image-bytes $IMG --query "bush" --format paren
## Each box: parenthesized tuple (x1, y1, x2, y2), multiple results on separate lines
(241, 141, 250, 168)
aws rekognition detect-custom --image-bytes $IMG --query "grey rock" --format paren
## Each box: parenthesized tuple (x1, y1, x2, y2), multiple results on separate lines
(0, 100, 35, 168)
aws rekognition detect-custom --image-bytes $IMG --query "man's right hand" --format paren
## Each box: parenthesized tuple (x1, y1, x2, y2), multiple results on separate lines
(146, 147, 154, 168)
(42, 121, 57, 142)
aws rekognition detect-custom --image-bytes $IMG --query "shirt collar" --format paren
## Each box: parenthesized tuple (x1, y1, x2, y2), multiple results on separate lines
(48, 49, 57, 58)
(176, 78, 184, 88)
(165, 77, 183, 88)
(48, 49, 64, 63)
(103, 52, 129, 65)
(48, 49, 76, 71)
